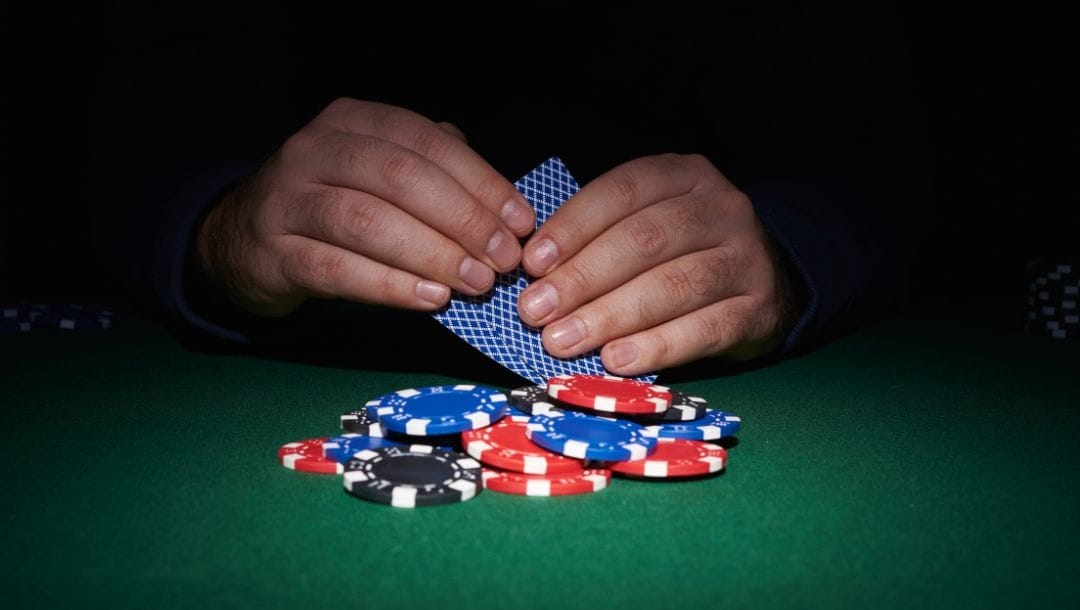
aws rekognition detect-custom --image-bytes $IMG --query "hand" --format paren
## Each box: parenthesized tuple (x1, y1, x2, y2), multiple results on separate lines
(196, 98, 536, 317)
(517, 154, 799, 375)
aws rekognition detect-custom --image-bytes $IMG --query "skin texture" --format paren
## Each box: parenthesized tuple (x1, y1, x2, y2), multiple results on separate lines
(196, 98, 535, 317)
(518, 154, 798, 376)
(197, 100, 797, 374)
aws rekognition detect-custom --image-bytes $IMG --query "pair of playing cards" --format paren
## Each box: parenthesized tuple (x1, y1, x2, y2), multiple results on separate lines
(433, 157, 657, 385)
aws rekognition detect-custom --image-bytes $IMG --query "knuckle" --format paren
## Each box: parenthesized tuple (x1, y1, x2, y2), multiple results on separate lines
(324, 96, 360, 115)
(409, 125, 456, 162)
(624, 216, 669, 259)
(695, 308, 736, 353)
(670, 192, 714, 238)
(282, 244, 346, 290)
(679, 152, 711, 169)
(279, 130, 316, 165)
(605, 170, 642, 210)
(589, 305, 624, 339)
(378, 149, 424, 194)
(327, 134, 376, 173)
(658, 265, 697, 307)
(554, 261, 594, 300)
(704, 244, 739, 284)
(450, 204, 495, 243)
(470, 176, 512, 209)
(649, 329, 676, 367)
(289, 186, 342, 230)
(372, 265, 399, 299)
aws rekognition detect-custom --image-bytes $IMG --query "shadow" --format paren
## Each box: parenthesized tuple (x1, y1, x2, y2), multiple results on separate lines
(611, 469, 727, 483)
(169, 300, 530, 387)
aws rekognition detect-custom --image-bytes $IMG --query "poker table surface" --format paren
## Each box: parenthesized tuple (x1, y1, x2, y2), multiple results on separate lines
(3, 301, 1078, 610)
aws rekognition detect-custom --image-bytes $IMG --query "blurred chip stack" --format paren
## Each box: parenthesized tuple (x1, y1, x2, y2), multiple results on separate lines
(1025, 258, 1079, 340)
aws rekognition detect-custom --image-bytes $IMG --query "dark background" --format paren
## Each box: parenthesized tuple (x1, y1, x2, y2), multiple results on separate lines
(2, 5, 1076, 329)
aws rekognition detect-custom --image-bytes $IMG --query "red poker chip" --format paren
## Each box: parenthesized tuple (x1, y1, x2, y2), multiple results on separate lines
(481, 467, 612, 496)
(609, 438, 727, 478)
(547, 374, 672, 414)
(278, 438, 344, 474)
(462, 416, 585, 475)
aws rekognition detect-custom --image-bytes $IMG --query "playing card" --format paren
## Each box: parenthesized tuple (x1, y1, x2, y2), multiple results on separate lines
(434, 157, 657, 385)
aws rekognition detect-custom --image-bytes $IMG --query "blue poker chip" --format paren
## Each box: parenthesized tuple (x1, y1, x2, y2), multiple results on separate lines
(372, 385, 507, 436)
(639, 409, 741, 440)
(525, 410, 657, 461)
(323, 433, 405, 463)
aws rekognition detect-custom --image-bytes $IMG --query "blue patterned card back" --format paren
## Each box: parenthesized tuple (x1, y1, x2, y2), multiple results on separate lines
(434, 157, 657, 385)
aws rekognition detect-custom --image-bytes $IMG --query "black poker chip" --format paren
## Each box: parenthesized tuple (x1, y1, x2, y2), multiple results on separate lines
(342, 445, 482, 508)
(507, 384, 569, 416)
(631, 391, 709, 422)
(340, 405, 386, 436)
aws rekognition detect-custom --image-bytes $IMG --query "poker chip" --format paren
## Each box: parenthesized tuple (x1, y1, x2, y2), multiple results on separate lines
(1025, 260, 1078, 340)
(609, 438, 727, 478)
(547, 374, 672, 414)
(372, 385, 507, 435)
(322, 433, 405, 463)
(526, 410, 657, 461)
(340, 403, 386, 436)
(343, 445, 482, 508)
(278, 438, 344, 474)
(481, 467, 612, 496)
(384, 430, 461, 452)
(639, 409, 741, 441)
(0, 315, 31, 333)
(29, 304, 113, 331)
(506, 405, 533, 418)
(462, 415, 585, 475)
(507, 384, 566, 416)
(632, 391, 708, 422)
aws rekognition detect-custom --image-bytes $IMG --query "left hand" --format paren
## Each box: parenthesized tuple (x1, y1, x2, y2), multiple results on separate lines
(517, 154, 800, 376)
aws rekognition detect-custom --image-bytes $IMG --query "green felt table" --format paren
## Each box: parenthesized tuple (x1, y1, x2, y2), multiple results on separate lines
(3, 303, 1079, 609)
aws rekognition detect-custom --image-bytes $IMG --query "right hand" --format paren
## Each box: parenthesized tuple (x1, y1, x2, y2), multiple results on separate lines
(195, 98, 535, 317)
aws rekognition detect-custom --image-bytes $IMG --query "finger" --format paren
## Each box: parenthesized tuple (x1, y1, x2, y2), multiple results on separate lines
(518, 189, 729, 326)
(538, 247, 748, 358)
(290, 132, 522, 272)
(522, 154, 714, 276)
(276, 235, 453, 311)
(600, 296, 786, 376)
(316, 98, 535, 236)
(436, 121, 467, 142)
(281, 184, 497, 295)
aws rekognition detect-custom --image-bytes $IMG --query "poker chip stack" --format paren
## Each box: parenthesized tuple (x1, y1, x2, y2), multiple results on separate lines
(1025, 259, 1079, 340)
(277, 375, 742, 508)
(0, 302, 113, 333)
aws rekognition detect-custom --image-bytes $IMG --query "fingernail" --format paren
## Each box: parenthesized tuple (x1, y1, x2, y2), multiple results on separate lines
(459, 257, 494, 292)
(416, 280, 450, 306)
(522, 282, 558, 321)
(606, 341, 639, 369)
(501, 196, 535, 234)
(486, 231, 519, 270)
(527, 238, 558, 274)
(548, 318, 585, 351)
